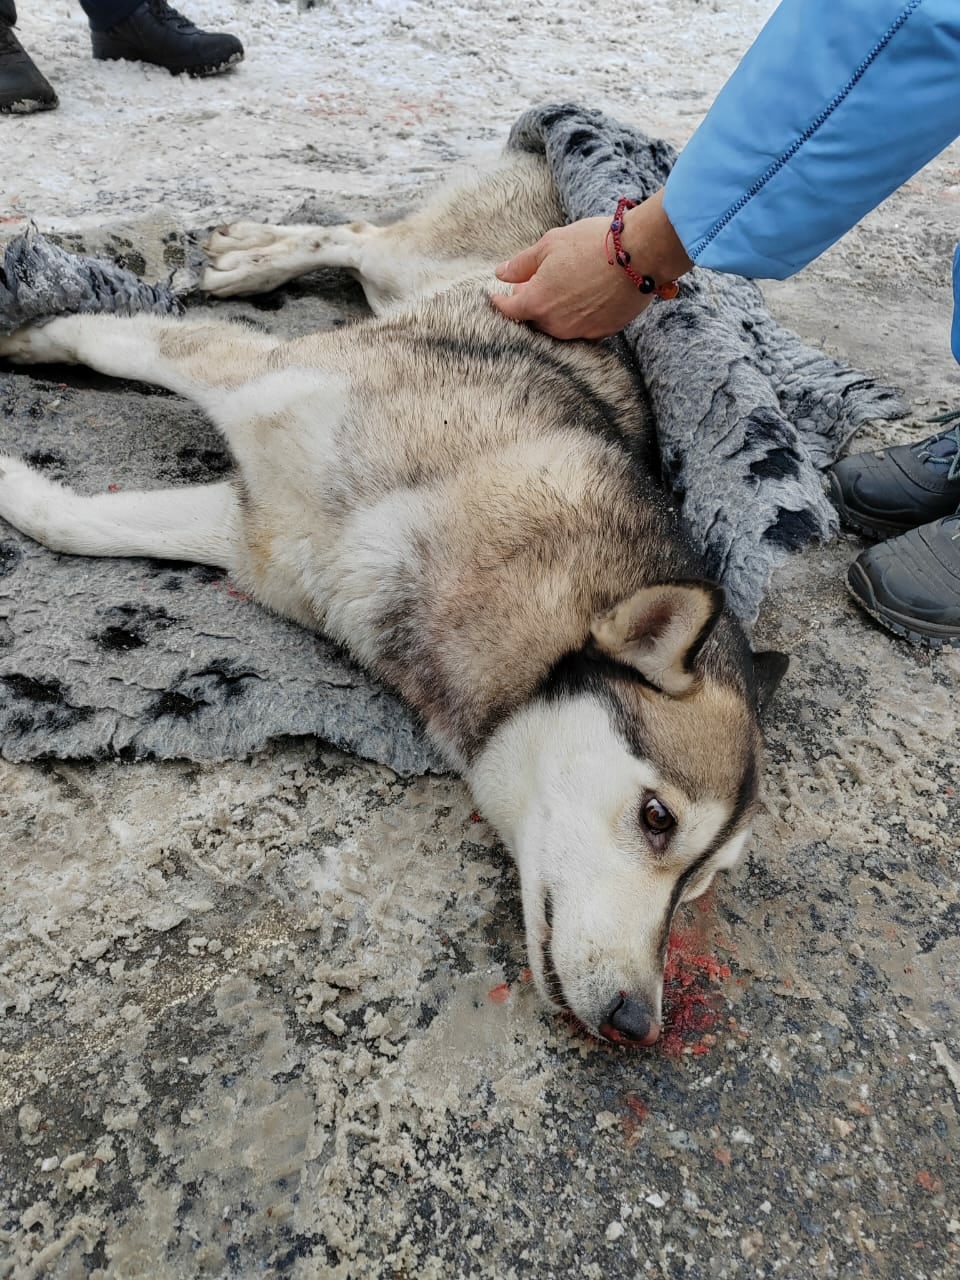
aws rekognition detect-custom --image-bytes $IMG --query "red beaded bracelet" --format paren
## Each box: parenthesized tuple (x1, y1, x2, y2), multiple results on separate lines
(605, 197, 680, 301)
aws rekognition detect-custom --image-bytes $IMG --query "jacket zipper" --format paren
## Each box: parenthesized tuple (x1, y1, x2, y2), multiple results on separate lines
(691, 0, 925, 261)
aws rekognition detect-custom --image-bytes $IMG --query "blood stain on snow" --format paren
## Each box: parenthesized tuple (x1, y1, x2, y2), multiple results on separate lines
(622, 1092, 648, 1149)
(916, 1170, 944, 1193)
(659, 927, 735, 1057)
(487, 983, 511, 1004)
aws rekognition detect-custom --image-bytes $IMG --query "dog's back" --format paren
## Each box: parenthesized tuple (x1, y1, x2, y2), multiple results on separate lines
(247, 287, 721, 764)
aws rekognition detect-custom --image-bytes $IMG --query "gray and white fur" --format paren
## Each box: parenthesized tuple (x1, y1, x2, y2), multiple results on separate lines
(0, 149, 787, 1045)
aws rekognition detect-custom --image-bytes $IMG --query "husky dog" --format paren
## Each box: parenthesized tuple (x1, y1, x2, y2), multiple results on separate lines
(0, 152, 786, 1047)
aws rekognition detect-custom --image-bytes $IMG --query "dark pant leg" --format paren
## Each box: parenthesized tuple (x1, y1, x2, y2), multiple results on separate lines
(77, 0, 143, 31)
(0, 0, 17, 28)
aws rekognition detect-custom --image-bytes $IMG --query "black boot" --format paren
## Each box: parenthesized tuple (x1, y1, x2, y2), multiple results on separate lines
(0, 17, 58, 113)
(827, 414, 960, 538)
(847, 510, 960, 648)
(90, 0, 244, 77)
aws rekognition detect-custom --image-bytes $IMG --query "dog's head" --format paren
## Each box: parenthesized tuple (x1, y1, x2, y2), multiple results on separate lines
(470, 580, 786, 1047)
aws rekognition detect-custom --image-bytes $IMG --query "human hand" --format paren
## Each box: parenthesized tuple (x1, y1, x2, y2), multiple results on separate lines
(491, 191, 692, 341)
(491, 216, 651, 339)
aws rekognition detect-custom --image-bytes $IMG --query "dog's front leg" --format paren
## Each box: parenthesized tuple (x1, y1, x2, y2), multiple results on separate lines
(0, 312, 281, 399)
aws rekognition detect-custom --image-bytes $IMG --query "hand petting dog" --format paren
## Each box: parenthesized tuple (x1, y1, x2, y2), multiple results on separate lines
(492, 190, 693, 340)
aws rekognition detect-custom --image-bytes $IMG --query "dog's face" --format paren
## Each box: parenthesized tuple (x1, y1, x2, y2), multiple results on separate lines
(471, 582, 785, 1046)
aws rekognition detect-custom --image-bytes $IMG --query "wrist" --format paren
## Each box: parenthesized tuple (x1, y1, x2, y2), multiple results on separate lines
(620, 191, 693, 288)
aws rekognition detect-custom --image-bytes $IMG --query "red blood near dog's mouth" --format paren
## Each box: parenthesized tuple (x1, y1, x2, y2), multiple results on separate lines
(559, 1011, 654, 1053)
(560, 1009, 619, 1049)
(659, 928, 733, 1057)
(597, 1022, 631, 1045)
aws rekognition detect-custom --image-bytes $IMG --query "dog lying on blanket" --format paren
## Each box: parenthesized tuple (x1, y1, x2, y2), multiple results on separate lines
(0, 152, 786, 1047)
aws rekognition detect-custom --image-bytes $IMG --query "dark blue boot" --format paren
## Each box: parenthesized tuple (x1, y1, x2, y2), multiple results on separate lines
(0, 6, 58, 114)
(847, 509, 960, 648)
(90, 0, 243, 77)
(828, 414, 960, 539)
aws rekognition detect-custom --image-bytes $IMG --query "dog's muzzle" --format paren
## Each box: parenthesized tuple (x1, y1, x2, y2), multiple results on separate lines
(542, 891, 661, 1047)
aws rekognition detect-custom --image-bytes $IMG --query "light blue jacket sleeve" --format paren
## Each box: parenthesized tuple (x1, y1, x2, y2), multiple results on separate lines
(663, 0, 960, 282)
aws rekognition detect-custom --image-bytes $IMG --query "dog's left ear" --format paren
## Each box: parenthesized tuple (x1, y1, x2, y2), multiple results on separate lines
(590, 581, 725, 695)
(752, 649, 789, 716)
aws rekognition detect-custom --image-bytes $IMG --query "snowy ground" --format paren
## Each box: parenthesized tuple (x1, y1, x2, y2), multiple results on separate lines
(2, 2, 959, 1278)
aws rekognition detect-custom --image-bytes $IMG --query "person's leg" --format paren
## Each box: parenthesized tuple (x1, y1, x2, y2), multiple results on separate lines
(0, 0, 59, 114)
(77, 1, 140, 29)
(82, 0, 244, 77)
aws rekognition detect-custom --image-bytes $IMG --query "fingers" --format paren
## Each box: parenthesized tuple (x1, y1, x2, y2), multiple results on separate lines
(490, 285, 581, 339)
(491, 214, 663, 340)
(494, 240, 545, 284)
(490, 282, 539, 325)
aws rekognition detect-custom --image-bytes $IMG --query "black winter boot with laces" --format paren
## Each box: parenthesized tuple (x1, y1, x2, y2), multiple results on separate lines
(0, 6, 58, 114)
(90, 0, 244, 77)
(827, 413, 960, 539)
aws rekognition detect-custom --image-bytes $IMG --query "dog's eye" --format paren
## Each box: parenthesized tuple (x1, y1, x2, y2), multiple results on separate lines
(641, 796, 675, 836)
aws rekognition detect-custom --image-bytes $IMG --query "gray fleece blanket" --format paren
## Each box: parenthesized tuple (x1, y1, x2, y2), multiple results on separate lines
(0, 104, 906, 772)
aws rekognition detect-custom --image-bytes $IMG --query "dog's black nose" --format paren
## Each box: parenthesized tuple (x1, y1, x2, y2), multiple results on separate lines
(599, 992, 660, 1046)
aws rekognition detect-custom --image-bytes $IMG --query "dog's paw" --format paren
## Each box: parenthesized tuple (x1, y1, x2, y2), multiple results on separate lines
(0, 452, 77, 552)
(0, 453, 46, 533)
(202, 254, 288, 298)
(0, 452, 29, 484)
(205, 222, 289, 255)
(0, 318, 76, 366)
(202, 223, 302, 297)
(0, 326, 42, 363)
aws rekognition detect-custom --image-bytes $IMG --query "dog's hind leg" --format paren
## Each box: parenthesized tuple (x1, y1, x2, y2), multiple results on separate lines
(0, 454, 239, 565)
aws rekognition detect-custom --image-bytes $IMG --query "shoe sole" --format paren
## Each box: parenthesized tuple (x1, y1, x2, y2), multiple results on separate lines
(184, 51, 244, 78)
(92, 49, 243, 77)
(0, 93, 58, 113)
(826, 472, 917, 541)
(846, 562, 960, 649)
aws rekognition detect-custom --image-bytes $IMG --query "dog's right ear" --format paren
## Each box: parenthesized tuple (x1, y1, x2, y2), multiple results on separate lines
(752, 649, 789, 716)
(590, 581, 725, 695)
